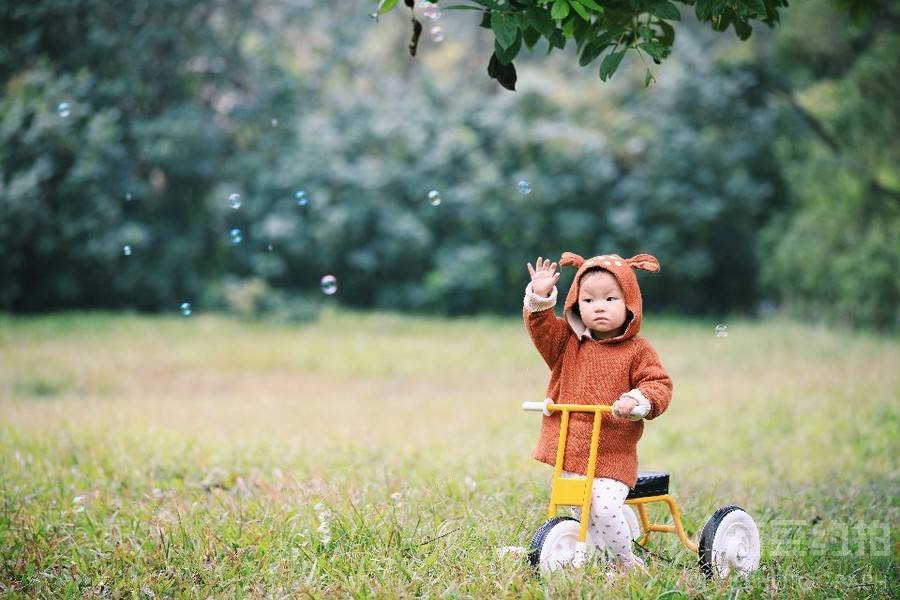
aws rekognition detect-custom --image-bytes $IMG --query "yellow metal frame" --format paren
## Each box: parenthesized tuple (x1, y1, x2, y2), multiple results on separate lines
(545, 402, 698, 552)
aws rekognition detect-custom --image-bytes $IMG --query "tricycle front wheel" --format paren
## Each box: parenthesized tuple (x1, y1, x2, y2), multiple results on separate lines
(529, 517, 582, 572)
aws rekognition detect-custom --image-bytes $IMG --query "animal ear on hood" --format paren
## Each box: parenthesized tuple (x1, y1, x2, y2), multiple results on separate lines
(559, 252, 585, 269)
(626, 253, 660, 272)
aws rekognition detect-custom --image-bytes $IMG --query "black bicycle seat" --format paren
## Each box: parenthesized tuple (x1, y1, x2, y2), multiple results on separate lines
(626, 471, 670, 499)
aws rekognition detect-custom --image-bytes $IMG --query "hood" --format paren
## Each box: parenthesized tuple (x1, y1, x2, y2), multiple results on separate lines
(560, 251, 661, 344)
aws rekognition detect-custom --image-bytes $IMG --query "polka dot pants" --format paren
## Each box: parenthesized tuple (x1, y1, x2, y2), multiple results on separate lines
(562, 472, 633, 561)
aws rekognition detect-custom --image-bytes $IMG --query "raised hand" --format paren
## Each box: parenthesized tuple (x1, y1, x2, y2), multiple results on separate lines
(527, 256, 560, 298)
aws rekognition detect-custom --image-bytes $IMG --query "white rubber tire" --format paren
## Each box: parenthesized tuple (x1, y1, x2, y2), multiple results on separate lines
(537, 519, 582, 572)
(698, 506, 761, 578)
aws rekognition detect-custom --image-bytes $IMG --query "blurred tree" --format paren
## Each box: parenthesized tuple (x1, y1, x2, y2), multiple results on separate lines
(0, 0, 297, 311)
(757, 1, 899, 329)
(0, 0, 895, 330)
(607, 59, 787, 315)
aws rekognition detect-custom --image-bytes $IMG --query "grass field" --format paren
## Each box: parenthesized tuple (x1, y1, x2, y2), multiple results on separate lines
(1, 310, 897, 598)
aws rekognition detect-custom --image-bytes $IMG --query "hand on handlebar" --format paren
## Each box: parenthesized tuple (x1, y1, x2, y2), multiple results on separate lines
(612, 396, 639, 419)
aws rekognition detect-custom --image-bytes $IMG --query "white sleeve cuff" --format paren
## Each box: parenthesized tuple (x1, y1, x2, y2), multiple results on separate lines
(524, 283, 558, 313)
(620, 389, 652, 420)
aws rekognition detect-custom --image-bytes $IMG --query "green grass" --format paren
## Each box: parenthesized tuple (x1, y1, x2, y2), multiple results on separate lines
(1, 310, 897, 597)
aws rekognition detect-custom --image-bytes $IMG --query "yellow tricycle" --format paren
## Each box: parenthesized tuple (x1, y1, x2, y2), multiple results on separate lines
(521, 400, 761, 578)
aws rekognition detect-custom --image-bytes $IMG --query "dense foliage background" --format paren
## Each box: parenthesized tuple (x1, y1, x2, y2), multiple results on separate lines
(1, 0, 897, 328)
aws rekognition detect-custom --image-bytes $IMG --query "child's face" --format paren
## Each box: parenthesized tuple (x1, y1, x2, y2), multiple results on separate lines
(577, 270, 627, 339)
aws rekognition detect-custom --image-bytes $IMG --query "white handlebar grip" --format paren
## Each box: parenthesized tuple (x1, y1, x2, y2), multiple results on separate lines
(628, 402, 650, 419)
(522, 398, 553, 416)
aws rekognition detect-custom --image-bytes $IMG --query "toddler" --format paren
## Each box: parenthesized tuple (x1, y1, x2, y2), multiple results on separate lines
(523, 251, 673, 574)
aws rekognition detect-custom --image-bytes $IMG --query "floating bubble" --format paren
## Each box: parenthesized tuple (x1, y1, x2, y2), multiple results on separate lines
(229, 228, 243, 244)
(715, 324, 728, 338)
(180, 302, 192, 317)
(271, 117, 278, 127)
(427, 190, 442, 206)
(320, 275, 338, 295)
(228, 193, 241, 209)
(125, 192, 133, 202)
(122, 245, 132, 256)
(57, 102, 71, 118)
(430, 25, 445, 43)
(295, 190, 309, 206)
(267, 244, 274, 252)
(517, 180, 532, 195)
(420, 1, 441, 21)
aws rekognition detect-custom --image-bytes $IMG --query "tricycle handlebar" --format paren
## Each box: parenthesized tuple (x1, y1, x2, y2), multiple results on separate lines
(522, 399, 643, 417)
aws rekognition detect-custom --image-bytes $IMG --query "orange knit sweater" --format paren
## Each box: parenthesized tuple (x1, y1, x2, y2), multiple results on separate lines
(523, 252, 673, 489)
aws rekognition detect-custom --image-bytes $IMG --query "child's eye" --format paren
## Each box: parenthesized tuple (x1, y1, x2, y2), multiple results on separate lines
(582, 298, 592, 303)
(607, 297, 617, 302)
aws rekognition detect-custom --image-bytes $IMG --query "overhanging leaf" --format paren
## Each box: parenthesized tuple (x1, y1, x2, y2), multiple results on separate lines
(378, 0, 399, 15)
(551, 0, 571, 21)
(494, 29, 522, 64)
(579, 28, 618, 66)
(575, 0, 605, 13)
(491, 12, 519, 49)
(569, 0, 589, 21)
(648, 0, 681, 21)
(487, 52, 517, 90)
(599, 48, 625, 81)
(526, 6, 556, 37)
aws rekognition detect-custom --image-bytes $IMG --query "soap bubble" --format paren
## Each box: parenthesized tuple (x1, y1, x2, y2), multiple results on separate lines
(427, 190, 442, 206)
(180, 302, 192, 317)
(320, 275, 338, 295)
(420, 1, 441, 21)
(267, 244, 274, 252)
(228, 193, 241, 209)
(125, 192, 133, 202)
(430, 25, 445, 42)
(715, 324, 728, 338)
(57, 102, 71, 118)
(517, 180, 532, 195)
(295, 190, 309, 206)
(122, 245, 132, 256)
(271, 117, 278, 127)
(229, 228, 243, 244)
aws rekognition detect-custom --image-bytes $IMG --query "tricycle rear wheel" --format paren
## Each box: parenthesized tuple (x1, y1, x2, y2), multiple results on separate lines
(698, 505, 761, 578)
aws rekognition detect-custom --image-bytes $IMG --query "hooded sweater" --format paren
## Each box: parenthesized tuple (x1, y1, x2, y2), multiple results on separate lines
(522, 251, 673, 489)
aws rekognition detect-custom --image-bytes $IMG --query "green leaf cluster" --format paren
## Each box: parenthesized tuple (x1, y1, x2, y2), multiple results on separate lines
(380, 0, 791, 88)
